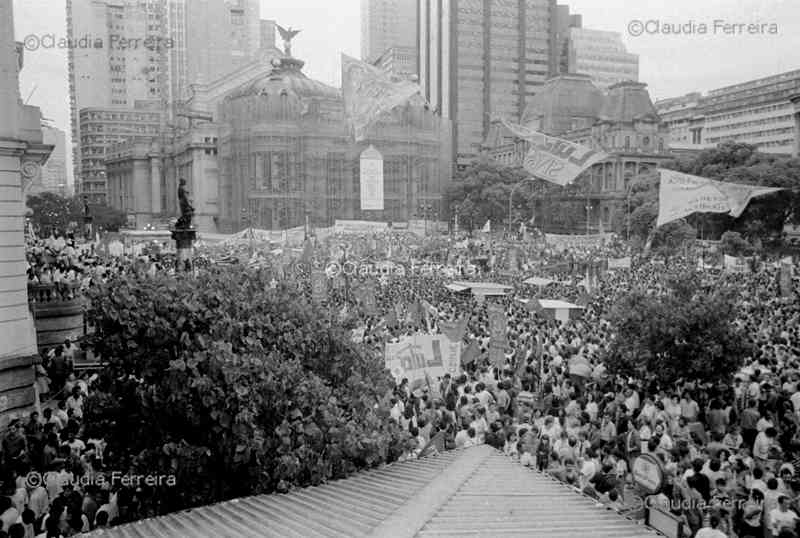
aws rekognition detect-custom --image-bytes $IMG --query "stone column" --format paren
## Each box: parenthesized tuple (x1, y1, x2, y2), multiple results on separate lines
(0, 0, 53, 426)
(150, 153, 161, 216)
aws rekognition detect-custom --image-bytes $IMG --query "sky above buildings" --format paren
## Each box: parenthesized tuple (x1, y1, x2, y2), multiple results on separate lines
(12, 0, 800, 185)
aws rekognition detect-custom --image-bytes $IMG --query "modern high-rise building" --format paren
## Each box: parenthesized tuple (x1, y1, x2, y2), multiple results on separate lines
(361, 0, 417, 64)
(40, 124, 69, 196)
(418, 0, 571, 167)
(655, 69, 800, 156)
(565, 27, 638, 89)
(67, 0, 270, 204)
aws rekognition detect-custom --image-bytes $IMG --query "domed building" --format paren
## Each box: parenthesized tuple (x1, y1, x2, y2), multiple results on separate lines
(216, 56, 452, 232)
(104, 50, 452, 234)
(484, 75, 671, 235)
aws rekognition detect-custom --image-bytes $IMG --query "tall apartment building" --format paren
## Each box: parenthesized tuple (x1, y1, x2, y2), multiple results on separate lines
(361, 0, 417, 64)
(655, 69, 800, 156)
(67, 0, 269, 204)
(40, 124, 69, 195)
(565, 27, 638, 89)
(418, 0, 570, 167)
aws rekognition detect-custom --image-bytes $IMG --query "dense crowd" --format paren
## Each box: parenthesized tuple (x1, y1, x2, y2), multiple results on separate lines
(2, 228, 798, 537)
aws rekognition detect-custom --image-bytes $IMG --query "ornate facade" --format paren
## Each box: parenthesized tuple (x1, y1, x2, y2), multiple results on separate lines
(216, 56, 451, 233)
(485, 76, 671, 234)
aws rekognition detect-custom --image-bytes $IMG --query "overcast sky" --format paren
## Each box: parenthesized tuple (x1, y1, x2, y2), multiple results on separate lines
(12, 0, 800, 184)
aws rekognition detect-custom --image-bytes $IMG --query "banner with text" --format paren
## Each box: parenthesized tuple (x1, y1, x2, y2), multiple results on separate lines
(342, 53, 421, 142)
(656, 169, 782, 227)
(545, 233, 613, 250)
(501, 119, 608, 186)
(385, 335, 462, 385)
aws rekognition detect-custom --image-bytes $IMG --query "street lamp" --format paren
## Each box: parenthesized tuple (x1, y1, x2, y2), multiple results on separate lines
(508, 178, 537, 237)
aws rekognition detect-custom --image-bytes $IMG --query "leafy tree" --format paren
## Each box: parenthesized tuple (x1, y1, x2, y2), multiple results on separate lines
(445, 159, 528, 231)
(603, 271, 750, 387)
(26, 192, 82, 232)
(26, 192, 127, 234)
(83, 266, 408, 515)
(719, 231, 754, 257)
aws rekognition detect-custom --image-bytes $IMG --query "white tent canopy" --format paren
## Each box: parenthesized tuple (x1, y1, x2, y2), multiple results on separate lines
(451, 281, 513, 296)
(523, 276, 556, 287)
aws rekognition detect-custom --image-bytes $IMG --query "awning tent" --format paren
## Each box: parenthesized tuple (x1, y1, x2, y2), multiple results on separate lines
(517, 298, 584, 322)
(450, 281, 513, 296)
(445, 283, 470, 292)
(523, 276, 555, 287)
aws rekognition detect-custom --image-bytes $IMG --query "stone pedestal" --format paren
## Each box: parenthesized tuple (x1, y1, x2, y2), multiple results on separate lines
(171, 227, 197, 272)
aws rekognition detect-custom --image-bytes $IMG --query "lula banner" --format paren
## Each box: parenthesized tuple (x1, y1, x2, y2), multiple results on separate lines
(385, 334, 461, 385)
(656, 168, 782, 227)
(501, 119, 608, 186)
(341, 53, 421, 142)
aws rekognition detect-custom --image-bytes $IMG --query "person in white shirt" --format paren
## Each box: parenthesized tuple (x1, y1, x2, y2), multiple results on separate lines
(694, 515, 727, 538)
(769, 495, 799, 536)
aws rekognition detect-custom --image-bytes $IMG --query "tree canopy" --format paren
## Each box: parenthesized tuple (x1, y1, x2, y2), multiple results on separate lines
(602, 271, 751, 387)
(84, 266, 408, 515)
(626, 142, 799, 243)
(26, 192, 127, 234)
(444, 159, 528, 231)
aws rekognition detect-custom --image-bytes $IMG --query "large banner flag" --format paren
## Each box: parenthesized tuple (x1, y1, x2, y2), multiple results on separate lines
(385, 335, 461, 385)
(341, 53, 421, 142)
(501, 119, 607, 186)
(439, 318, 467, 343)
(656, 169, 782, 227)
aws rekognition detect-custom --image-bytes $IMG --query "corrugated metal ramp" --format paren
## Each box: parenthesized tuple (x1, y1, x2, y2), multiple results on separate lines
(85, 446, 659, 538)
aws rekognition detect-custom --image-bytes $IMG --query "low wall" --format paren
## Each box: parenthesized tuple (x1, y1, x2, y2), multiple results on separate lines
(28, 283, 89, 351)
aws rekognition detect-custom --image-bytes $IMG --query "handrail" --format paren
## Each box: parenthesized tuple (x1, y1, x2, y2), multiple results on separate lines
(27, 282, 83, 304)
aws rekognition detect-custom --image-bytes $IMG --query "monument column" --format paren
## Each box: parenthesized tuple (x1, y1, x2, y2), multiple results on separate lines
(0, 0, 53, 425)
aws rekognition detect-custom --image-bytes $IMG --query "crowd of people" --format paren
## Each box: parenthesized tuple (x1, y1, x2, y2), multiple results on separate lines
(2, 226, 798, 537)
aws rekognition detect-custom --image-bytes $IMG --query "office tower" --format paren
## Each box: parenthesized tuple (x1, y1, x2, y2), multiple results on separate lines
(361, 0, 417, 64)
(566, 27, 639, 89)
(67, 0, 265, 203)
(418, 0, 565, 167)
(40, 124, 69, 195)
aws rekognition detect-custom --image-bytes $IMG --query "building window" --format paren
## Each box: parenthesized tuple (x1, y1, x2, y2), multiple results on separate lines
(624, 136, 630, 150)
(642, 136, 650, 146)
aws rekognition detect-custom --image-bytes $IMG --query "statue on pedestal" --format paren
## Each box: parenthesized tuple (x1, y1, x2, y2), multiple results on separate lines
(276, 24, 301, 57)
(176, 178, 194, 229)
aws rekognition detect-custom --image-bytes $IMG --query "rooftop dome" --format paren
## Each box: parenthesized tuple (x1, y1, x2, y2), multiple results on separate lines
(599, 81, 661, 123)
(227, 57, 340, 101)
(521, 74, 604, 135)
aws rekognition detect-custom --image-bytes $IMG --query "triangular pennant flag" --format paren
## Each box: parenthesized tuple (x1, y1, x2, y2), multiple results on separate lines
(461, 340, 480, 366)
(440, 318, 467, 342)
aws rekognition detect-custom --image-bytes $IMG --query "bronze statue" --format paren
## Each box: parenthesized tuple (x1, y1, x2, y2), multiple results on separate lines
(176, 178, 194, 229)
(276, 24, 301, 57)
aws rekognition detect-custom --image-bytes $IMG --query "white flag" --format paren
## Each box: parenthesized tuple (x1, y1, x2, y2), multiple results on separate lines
(501, 119, 607, 186)
(656, 169, 782, 227)
(341, 54, 421, 142)
(481, 220, 491, 233)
